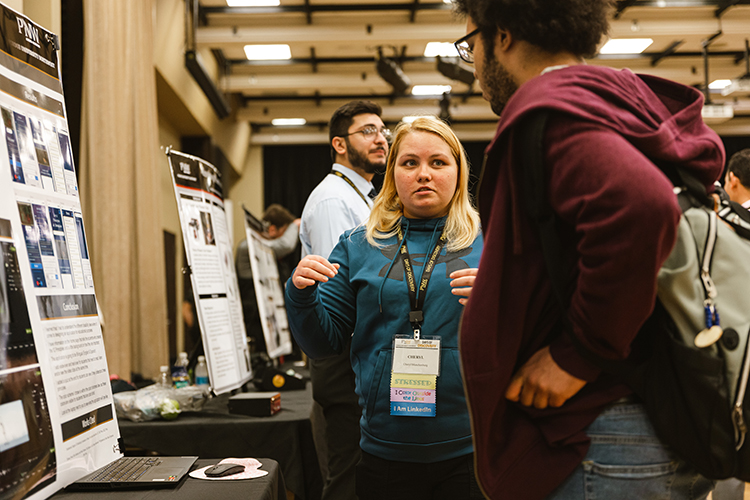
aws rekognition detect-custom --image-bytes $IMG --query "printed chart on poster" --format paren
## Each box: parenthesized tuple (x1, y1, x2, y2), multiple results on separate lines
(167, 149, 252, 395)
(242, 208, 293, 360)
(0, 5, 119, 500)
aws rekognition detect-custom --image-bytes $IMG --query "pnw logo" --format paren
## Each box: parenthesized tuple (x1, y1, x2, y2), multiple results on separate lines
(17, 18, 40, 48)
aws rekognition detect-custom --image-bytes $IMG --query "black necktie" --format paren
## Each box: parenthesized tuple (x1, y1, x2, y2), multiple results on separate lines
(368, 188, 377, 200)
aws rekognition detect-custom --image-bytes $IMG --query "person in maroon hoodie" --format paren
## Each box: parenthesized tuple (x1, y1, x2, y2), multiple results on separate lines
(452, 1, 726, 499)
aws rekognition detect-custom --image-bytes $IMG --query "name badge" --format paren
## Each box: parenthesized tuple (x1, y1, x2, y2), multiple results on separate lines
(391, 337, 441, 376)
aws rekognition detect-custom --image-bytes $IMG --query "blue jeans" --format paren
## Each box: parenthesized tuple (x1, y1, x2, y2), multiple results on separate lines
(547, 399, 715, 500)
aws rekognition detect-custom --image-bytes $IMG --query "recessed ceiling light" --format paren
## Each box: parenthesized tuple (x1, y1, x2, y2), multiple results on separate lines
(227, 0, 280, 6)
(708, 79, 732, 90)
(244, 44, 292, 60)
(272, 118, 306, 126)
(402, 116, 420, 123)
(599, 38, 653, 54)
(424, 42, 459, 58)
(412, 85, 452, 96)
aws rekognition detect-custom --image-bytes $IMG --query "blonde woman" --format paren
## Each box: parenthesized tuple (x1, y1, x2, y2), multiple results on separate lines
(286, 116, 484, 499)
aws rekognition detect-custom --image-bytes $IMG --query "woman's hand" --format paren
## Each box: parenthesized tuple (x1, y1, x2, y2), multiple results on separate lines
(449, 268, 478, 306)
(292, 255, 340, 289)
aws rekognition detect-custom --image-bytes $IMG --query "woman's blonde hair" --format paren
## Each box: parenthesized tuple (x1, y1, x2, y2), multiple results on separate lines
(365, 116, 480, 251)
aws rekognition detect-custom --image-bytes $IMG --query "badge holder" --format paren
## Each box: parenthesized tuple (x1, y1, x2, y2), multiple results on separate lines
(389, 333, 440, 417)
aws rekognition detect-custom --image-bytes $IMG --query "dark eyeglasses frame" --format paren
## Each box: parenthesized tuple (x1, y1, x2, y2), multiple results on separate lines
(454, 28, 481, 64)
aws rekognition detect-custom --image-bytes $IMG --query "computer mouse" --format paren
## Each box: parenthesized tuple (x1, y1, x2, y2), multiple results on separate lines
(204, 463, 245, 477)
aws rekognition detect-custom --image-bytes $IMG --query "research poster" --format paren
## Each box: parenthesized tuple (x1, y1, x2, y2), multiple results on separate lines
(0, 5, 119, 500)
(167, 149, 252, 394)
(242, 209, 293, 359)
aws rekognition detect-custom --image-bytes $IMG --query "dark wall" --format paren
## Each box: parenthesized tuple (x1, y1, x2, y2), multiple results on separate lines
(722, 136, 750, 177)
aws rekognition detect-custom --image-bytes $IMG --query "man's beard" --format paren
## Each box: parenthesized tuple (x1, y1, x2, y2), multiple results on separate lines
(482, 55, 519, 116)
(345, 138, 386, 174)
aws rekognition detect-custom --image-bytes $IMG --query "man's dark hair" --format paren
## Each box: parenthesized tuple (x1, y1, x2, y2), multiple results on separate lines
(328, 100, 383, 162)
(728, 149, 750, 188)
(262, 204, 296, 228)
(453, 0, 613, 60)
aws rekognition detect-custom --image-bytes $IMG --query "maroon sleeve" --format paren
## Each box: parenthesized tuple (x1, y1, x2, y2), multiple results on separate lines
(543, 118, 682, 381)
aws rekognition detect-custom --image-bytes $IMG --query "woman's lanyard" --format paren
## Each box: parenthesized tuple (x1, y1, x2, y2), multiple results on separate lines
(396, 224, 447, 340)
(329, 170, 370, 207)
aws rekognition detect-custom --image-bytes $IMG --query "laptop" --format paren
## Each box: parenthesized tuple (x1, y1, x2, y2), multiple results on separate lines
(67, 456, 198, 490)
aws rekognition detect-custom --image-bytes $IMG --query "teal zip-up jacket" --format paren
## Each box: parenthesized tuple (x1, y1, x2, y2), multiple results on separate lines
(285, 216, 483, 463)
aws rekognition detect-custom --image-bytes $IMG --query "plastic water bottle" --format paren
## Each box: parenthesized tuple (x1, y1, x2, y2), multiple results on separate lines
(172, 352, 190, 388)
(157, 365, 172, 388)
(195, 355, 209, 389)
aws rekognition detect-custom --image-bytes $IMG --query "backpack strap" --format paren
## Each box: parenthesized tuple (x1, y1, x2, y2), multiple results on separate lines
(516, 110, 633, 376)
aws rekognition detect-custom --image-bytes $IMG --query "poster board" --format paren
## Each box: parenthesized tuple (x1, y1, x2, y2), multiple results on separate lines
(167, 149, 252, 395)
(242, 208, 292, 359)
(0, 5, 119, 500)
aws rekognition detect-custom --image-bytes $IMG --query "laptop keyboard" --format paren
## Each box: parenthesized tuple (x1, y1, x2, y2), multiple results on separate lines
(91, 457, 163, 482)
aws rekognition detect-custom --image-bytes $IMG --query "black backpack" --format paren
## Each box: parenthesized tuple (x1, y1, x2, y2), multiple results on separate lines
(517, 109, 750, 480)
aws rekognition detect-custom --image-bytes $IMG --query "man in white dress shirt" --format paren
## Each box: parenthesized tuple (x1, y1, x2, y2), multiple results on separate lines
(299, 100, 389, 500)
(725, 149, 750, 210)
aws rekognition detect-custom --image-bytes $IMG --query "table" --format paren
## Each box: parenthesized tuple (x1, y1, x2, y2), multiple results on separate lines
(54, 459, 285, 500)
(118, 387, 322, 500)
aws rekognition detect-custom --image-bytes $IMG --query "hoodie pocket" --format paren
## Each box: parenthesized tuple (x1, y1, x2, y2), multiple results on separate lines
(364, 348, 390, 423)
(364, 346, 472, 445)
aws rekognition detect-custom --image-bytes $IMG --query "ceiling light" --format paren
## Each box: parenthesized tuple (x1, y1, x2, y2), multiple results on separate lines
(412, 85, 452, 96)
(701, 103, 734, 125)
(599, 38, 653, 55)
(272, 118, 306, 126)
(424, 42, 459, 58)
(721, 76, 750, 96)
(402, 116, 423, 123)
(709, 79, 732, 90)
(244, 44, 292, 60)
(227, 0, 280, 6)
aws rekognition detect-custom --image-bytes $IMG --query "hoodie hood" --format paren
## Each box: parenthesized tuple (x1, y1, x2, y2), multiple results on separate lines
(490, 65, 724, 187)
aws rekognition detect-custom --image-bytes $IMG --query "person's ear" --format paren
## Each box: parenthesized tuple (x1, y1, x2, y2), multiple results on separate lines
(332, 137, 347, 158)
(496, 27, 513, 53)
(726, 171, 738, 189)
(266, 225, 279, 238)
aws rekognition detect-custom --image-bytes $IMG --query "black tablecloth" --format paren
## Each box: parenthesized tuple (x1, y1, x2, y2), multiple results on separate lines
(54, 459, 285, 500)
(118, 387, 322, 500)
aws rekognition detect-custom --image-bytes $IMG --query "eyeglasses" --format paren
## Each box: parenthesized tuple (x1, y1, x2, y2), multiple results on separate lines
(345, 126, 392, 141)
(454, 28, 480, 64)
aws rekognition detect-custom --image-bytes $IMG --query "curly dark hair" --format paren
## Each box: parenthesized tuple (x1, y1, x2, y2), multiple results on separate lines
(453, 0, 613, 59)
(328, 100, 383, 162)
(728, 149, 750, 188)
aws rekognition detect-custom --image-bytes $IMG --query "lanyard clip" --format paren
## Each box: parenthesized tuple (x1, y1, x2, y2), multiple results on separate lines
(409, 311, 423, 340)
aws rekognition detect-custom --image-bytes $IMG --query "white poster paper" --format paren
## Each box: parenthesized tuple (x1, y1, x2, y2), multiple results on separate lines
(167, 150, 252, 395)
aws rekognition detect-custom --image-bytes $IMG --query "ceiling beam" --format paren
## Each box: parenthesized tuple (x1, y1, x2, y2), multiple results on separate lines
(615, 0, 749, 6)
(224, 51, 746, 69)
(200, 2, 450, 16)
(196, 24, 464, 46)
(197, 18, 750, 47)
(242, 92, 484, 104)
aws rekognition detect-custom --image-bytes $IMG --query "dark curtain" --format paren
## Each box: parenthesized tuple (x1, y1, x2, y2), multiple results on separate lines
(263, 141, 491, 215)
(721, 136, 750, 178)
